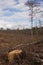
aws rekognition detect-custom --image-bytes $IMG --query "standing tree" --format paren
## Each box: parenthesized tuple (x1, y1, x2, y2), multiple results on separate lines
(25, 0, 40, 42)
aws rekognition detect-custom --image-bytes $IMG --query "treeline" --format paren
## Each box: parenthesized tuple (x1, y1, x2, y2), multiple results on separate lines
(0, 27, 43, 35)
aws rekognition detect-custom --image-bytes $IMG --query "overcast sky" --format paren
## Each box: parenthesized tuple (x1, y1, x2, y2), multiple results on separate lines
(0, 0, 43, 29)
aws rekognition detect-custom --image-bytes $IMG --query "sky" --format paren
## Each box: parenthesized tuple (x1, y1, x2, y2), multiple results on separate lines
(0, 0, 43, 30)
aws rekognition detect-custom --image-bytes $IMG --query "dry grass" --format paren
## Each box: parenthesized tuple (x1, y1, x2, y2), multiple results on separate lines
(0, 28, 43, 65)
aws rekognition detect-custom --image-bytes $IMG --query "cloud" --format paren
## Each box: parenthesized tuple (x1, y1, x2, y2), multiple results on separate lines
(18, 0, 27, 4)
(0, 20, 31, 29)
(0, 0, 43, 29)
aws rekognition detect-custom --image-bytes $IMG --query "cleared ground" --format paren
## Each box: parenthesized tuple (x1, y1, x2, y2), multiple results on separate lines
(0, 27, 43, 65)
